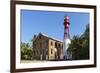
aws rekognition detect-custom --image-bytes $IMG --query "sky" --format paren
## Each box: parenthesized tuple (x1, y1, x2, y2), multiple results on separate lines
(21, 10, 89, 43)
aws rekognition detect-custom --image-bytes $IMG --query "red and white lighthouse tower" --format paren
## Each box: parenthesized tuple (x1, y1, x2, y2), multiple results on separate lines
(64, 16, 70, 39)
(63, 16, 71, 60)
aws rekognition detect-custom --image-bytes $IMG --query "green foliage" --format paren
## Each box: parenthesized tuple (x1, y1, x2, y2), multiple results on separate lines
(21, 42, 32, 60)
(68, 24, 89, 60)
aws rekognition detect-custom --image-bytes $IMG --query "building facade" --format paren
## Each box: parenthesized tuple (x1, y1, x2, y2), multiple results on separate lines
(32, 33, 63, 60)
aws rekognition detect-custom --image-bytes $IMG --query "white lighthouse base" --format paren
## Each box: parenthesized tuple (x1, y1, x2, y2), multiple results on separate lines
(63, 38, 71, 60)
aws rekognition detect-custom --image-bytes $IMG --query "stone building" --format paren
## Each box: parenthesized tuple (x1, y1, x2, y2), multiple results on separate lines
(32, 33, 63, 60)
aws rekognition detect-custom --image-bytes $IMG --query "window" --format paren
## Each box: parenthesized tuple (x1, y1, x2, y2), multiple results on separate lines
(51, 41, 53, 46)
(55, 42, 57, 48)
(51, 49, 53, 54)
(58, 44, 60, 48)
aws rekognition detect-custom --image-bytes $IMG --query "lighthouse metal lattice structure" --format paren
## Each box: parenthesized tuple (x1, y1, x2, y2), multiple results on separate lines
(63, 16, 71, 60)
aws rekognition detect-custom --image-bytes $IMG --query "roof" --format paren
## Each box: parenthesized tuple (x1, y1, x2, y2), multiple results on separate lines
(33, 32, 63, 43)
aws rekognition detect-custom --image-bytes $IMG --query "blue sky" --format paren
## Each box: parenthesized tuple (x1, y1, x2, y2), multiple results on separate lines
(21, 10, 89, 43)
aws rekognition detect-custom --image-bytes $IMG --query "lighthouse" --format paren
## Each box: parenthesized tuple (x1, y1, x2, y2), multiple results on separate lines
(63, 16, 71, 60)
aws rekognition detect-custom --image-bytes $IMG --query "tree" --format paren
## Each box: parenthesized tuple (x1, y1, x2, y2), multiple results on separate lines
(21, 42, 32, 60)
(80, 24, 89, 59)
(68, 24, 89, 60)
